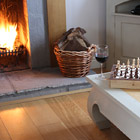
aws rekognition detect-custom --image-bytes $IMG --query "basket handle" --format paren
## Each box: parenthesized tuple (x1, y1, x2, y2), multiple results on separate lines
(88, 44, 96, 52)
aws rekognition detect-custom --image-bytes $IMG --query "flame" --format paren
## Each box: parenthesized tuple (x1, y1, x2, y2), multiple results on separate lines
(0, 13, 17, 51)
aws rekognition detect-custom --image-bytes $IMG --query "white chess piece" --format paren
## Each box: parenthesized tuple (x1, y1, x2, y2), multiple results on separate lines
(127, 59, 130, 65)
(132, 59, 136, 69)
(116, 60, 120, 68)
(127, 59, 130, 69)
(132, 59, 135, 65)
(137, 57, 140, 68)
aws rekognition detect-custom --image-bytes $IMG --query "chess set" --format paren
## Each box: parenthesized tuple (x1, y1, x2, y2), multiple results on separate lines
(109, 58, 140, 89)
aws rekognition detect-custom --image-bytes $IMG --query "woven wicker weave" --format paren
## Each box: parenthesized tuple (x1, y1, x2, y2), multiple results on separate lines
(54, 44, 95, 77)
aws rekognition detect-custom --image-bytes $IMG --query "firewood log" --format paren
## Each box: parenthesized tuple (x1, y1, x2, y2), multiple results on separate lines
(57, 28, 74, 48)
(63, 37, 88, 51)
(76, 34, 90, 47)
(75, 27, 86, 34)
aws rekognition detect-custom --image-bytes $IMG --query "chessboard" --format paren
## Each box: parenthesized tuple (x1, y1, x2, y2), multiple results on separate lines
(109, 58, 140, 89)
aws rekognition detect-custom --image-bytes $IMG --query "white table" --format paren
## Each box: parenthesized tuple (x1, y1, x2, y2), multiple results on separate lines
(86, 73, 140, 140)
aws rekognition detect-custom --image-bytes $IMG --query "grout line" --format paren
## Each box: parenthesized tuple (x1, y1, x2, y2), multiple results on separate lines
(4, 73, 17, 93)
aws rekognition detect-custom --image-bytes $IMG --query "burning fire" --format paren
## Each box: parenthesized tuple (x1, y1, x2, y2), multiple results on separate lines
(0, 13, 17, 51)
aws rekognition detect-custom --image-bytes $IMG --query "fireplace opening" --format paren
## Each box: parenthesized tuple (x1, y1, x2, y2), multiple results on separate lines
(0, 0, 30, 72)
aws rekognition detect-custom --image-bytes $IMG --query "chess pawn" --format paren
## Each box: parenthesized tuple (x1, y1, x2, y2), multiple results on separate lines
(136, 58, 140, 78)
(132, 74, 136, 79)
(117, 65, 121, 77)
(121, 72, 125, 78)
(126, 59, 131, 73)
(136, 65, 140, 79)
(132, 66, 136, 79)
(122, 63, 126, 68)
(138, 67, 140, 74)
(137, 64, 140, 72)
(138, 73, 140, 79)
(122, 63, 126, 70)
(115, 60, 119, 76)
(126, 73, 130, 79)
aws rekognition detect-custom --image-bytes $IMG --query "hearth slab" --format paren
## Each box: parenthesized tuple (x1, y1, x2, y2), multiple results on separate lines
(6, 68, 93, 92)
(0, 68, 95, 102)
(0, 73, 15, 96)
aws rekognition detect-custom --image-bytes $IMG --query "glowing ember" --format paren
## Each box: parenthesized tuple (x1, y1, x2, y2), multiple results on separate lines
(0, 13, 17, 51)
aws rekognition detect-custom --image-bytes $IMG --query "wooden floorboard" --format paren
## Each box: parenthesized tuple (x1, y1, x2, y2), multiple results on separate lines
(68, 92, 89, 115)
(0, 104, 44, 140)
(0, 117, 11, 140)
(21, 100, 60, 127)
(38, 122, 77, 140)
(0, 90, 129, 140)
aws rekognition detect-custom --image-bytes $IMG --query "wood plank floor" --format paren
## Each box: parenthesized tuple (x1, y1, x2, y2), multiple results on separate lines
(0, 91, 130, 140)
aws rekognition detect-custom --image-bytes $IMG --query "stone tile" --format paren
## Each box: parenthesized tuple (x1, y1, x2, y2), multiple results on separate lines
(6, 69, 48, 92)
(0, 73, 15, 96)
(6, 68, 94, 93)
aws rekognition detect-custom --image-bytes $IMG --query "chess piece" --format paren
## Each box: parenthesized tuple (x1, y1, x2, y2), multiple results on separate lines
(126, 73, 130, 79)
(127, 59, 130, 65)
(116, 60, 120, 69)
(112, 58, 140, 80)
(137, 57, 140, 68)
(138, 73, 140, 79)
(132, 59, 136, 70)
(122, 63, 126, 70)
(137, 57, 139, 64)
(116, 65, 121, 78)
(127, 59, 130, 68)
(117, 60, 120, 64)
(132, 59, 136, 65)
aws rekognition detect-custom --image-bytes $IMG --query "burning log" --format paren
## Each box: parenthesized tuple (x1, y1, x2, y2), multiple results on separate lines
(57, 27, 91, 51)
(0, 47, 7, 51)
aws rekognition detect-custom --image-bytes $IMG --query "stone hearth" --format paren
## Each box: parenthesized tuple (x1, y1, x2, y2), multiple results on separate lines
(0, 68, 95, 102)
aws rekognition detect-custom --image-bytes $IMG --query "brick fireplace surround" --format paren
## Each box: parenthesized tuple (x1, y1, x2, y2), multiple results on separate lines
(0, 0, 94, 103)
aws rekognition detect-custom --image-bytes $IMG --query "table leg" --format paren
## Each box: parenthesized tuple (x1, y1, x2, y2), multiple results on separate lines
(88, 89, 111, 130)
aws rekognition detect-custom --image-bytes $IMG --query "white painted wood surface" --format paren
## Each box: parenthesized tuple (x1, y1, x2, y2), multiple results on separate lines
(106, 0, 140, 70)
(86, 73, 140, 140)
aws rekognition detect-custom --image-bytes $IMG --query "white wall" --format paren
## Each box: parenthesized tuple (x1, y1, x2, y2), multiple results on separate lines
(66, 0, 106, 68)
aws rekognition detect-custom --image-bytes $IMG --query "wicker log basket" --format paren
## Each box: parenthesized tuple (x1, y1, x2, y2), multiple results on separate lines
(54, 44, 95, 78)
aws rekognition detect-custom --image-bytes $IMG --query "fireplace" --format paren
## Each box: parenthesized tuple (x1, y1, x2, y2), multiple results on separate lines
(0, 0, 50, 72)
